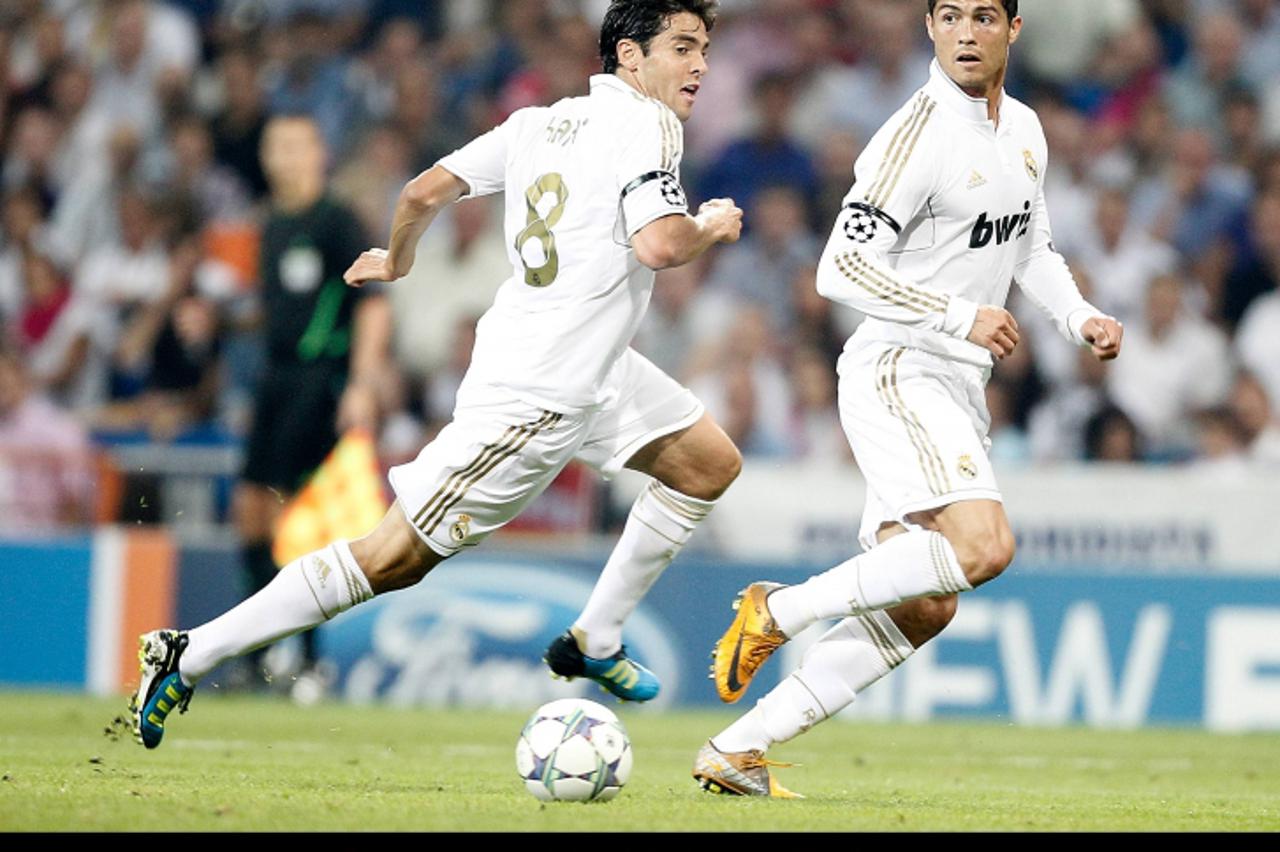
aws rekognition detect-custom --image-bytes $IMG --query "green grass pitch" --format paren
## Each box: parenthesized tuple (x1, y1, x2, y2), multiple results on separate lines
(1, 691, 1277, 831)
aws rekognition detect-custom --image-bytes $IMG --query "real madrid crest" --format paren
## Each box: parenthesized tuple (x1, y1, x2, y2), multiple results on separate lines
(1022, 149, 1038, 182)
(957, 455, 978, 480)
(450, 514, 472, 544)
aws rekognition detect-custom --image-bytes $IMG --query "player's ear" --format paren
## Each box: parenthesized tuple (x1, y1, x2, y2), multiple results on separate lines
(1007, 15, 1022, 45)
(617, 38, 642, 73)
(924, 13, 936, 44)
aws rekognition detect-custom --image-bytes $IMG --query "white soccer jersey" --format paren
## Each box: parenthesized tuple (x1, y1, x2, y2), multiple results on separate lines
(816, 60, 1100, 368)
(436, 74, 690, 413)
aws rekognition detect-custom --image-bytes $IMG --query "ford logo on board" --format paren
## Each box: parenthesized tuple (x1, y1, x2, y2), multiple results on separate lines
(318, 560, 682, 710)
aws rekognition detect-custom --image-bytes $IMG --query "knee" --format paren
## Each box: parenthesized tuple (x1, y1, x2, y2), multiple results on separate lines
(708, 443, 743, 495)
(671, 441, 742, 501)
(952, 528, 1015, 587)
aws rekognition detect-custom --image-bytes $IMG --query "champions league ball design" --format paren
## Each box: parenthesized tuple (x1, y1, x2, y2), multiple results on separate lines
(515, 698, 633, 802)
(844, 209, 879, 243)
(659, 174, 687, 208)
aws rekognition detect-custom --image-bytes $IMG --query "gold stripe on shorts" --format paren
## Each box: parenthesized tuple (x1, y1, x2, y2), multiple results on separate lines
(874, 349, 941, 495)
(412, 421, 524, 527)
(412, 411, 559, 530)
(886, 348, 952, 495)
(417, 411, 563, 539)
(873, 348, 950, 496)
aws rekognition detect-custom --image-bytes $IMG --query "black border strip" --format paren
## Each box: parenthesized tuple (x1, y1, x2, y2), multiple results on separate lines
(844, 201, 903, 235)
(621, 169, 678, 201)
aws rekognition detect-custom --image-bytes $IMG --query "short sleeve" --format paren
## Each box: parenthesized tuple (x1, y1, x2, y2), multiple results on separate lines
(616, 103, 689, 239)
(437, 120, 511, 199)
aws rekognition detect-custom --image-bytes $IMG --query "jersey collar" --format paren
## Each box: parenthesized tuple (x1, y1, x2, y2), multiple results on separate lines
(590, 73, 647, 100)
(924, 59, 1007, 128)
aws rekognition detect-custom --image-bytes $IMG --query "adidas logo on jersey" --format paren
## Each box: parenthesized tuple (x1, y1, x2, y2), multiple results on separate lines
(969, 200, 1033, 248)
(967, 170, 987, 189)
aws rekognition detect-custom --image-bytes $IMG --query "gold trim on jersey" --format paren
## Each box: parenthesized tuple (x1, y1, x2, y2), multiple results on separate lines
(835, 252, 950, 315)
(874, 348, 952, 496)
(412, 411, 563, 539)
(658, 106, 681, 173)
(864, 94, 937, 211)
(857, 613, 908, 668)
(864, 96, 924, 205)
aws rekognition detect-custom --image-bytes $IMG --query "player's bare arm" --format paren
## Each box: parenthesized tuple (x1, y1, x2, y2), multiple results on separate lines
(968, 305, 1020, 360)
(1080, 315, 1124, 361)
(344, 165, 469, 286)
(631, 197, 742, 270)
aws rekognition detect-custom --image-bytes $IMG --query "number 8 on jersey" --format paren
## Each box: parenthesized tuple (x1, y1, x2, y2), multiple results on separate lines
(517, 173, 569, 287)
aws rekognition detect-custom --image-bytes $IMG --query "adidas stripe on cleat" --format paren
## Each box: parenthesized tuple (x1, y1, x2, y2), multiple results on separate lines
(544, 630, 660, 702)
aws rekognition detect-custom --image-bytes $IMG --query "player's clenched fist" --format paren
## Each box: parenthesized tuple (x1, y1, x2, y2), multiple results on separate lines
(967, 305, 1020, 360)
(1081, 315, 1124, 361)
(697, 198, 743, 244)
(344, 247, 394, 287)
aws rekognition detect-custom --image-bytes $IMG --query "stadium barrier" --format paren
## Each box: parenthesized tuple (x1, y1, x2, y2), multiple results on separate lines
(2, 466, 1276, 729)
(0, 528, 175, 695)
(630, 463, 1280, 572)
(3, 540, 1278, 731)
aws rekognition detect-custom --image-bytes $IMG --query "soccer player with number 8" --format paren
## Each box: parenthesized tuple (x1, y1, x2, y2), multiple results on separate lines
(130, 0, 743, 749)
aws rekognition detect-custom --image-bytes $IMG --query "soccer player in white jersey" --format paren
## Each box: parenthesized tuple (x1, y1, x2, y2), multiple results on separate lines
(130, 0, 745, 749)
(692, 0, 1125, 798)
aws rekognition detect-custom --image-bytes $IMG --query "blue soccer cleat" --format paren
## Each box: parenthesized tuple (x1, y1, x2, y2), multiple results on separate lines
(544, 630, 660, 702)
(130, 630, 194, 749)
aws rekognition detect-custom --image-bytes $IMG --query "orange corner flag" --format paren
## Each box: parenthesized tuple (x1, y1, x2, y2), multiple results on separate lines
(272, 429, 389, 566)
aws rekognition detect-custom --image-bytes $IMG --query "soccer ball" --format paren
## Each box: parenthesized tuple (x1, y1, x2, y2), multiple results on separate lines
(515, 698, 633, 802)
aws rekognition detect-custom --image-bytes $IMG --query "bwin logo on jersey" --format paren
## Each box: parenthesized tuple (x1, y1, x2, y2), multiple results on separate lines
(969, 201, 1033, 249)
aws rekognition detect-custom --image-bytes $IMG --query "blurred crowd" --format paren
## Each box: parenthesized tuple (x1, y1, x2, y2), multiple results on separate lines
(2, 0, 1280, 531)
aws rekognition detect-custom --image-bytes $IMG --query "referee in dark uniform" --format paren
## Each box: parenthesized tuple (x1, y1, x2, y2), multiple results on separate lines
(235, 114, 391, 693)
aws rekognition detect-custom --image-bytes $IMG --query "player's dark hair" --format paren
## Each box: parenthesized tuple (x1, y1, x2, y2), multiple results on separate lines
(926, 0, 1019, 21)
(599, 0, 718, 74)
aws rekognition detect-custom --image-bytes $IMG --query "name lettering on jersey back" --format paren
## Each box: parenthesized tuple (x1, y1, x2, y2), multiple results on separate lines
(969, 201, 1032, 249)
(545, 117, 589, 147)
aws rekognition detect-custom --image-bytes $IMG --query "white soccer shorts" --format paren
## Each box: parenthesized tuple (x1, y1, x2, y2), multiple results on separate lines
(388, 349, 704, 557)
(837, 344, 1002, 550)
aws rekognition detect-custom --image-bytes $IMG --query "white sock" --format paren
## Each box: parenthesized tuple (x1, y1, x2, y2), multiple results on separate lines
(713, 611, 914, 752)
(180, 540, 373, 684)
(767, 530, 970, 637)
(574, 480, 713, 658)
